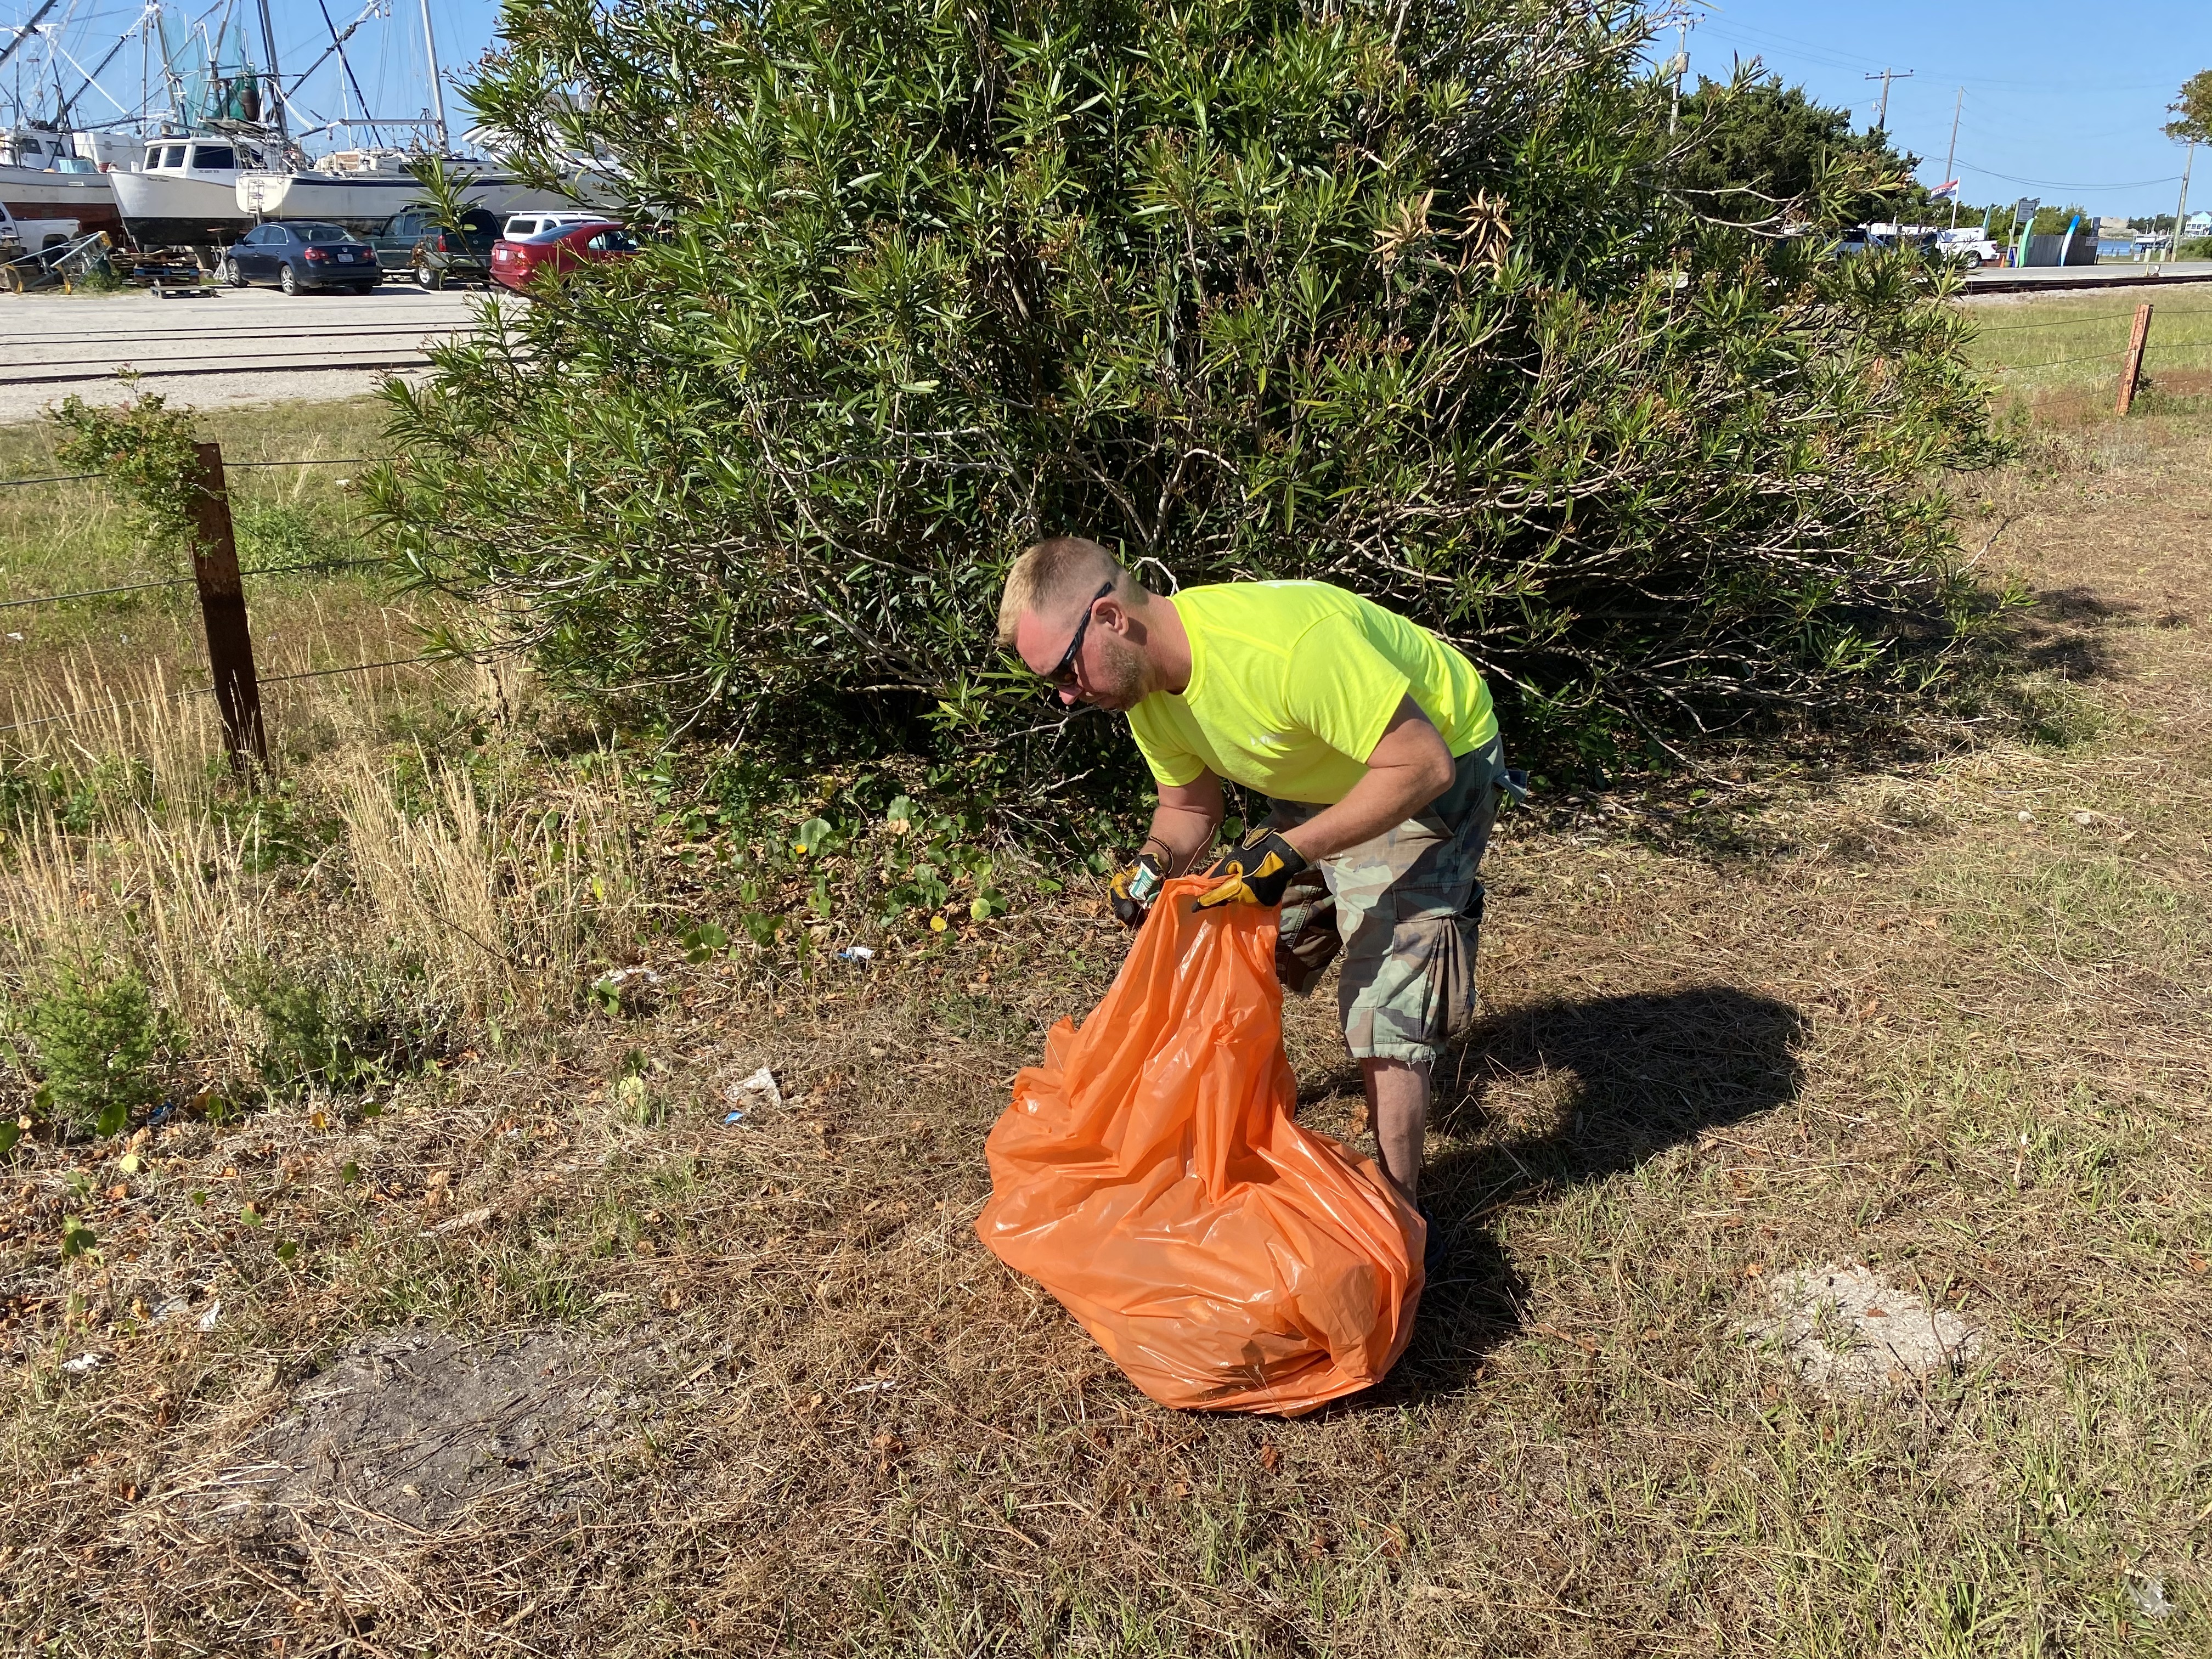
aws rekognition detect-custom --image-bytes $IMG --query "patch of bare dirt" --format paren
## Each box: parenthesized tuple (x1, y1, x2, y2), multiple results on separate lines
(160, 1329, 657, 1546)
(1740, 1261, 1983, 1395)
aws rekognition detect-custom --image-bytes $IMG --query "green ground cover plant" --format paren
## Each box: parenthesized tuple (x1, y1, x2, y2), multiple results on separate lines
(13, 963, 175, 1137)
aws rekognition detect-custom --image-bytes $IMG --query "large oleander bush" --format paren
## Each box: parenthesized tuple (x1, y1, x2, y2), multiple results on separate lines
(371, 0, 1999, 782)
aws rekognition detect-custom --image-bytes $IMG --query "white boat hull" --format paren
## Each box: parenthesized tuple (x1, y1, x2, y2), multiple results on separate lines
(0, 165, 122, 242)
(236, 171, 584, 233)
(111, 167, 250, 248)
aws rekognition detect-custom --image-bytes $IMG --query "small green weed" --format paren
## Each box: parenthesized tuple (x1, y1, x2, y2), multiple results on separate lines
(234, 500, 328, 572)
(214, 787, 340, 874)
(233, 961, 454, 1097)
(18, 962, 175, 1136)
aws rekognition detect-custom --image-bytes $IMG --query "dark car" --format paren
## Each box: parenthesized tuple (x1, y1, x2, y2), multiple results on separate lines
(220, 221, 381, 295)
(369, 205, 501, 287)
(489, 220, 639, 292)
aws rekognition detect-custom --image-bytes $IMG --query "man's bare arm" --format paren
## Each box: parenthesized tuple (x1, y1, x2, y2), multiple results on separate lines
(1143, 770, 1224, 873)
(1277, 697, 1454, 864)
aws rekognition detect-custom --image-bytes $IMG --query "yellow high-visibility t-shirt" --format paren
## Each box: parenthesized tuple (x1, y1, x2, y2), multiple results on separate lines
(1126, 581, 1497, 806)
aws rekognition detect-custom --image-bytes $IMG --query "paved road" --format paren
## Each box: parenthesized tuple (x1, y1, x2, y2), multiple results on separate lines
(0, 284, 491, 423)
(1962, 260, 2212, 297)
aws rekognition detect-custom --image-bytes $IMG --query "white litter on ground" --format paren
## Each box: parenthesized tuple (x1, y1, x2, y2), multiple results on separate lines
(726, 1066, 783, 1113)
(1740, 1261, 1982, 1394)
(61, 1352, 105, 1376)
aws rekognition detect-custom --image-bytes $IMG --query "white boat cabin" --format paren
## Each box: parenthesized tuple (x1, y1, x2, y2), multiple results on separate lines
(139, 136, 276, 178)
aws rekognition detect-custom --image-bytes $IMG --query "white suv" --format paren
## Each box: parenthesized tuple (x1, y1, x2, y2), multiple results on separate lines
(501, 212, 602, 241)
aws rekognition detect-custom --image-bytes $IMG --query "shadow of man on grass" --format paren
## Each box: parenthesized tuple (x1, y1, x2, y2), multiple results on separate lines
(1379, 984, 1808, 1400)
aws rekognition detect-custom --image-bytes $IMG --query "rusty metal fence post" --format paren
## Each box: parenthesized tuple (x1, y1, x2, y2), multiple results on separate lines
(184, 441, 267, 770)
(2115, 303, 2154, 417)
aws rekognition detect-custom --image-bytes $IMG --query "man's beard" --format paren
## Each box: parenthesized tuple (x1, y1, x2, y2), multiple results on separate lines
(1086, 636, 1150, 710)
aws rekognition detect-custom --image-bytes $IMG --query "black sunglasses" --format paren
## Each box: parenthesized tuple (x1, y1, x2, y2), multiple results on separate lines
(1042, 579, 1116, 696)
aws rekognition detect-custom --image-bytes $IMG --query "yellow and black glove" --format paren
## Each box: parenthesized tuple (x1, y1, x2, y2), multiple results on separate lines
(1108, 851, 1166, 929)
(1193, 826, 1308, 910)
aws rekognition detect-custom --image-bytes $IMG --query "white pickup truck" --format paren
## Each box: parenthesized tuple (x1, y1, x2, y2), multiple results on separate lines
(1934, 227, 2001, 268)
(0, 202, 82, 260)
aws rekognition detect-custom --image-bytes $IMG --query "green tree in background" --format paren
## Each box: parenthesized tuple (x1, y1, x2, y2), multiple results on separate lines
(1670, 72, 1928, 227)
(372, 0, 1999, 780)
(2166, 68, 2211, 142)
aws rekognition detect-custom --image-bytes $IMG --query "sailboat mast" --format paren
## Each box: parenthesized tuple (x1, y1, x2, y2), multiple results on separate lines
(254, 0, 287, 138)
(417, 0, 447, 153)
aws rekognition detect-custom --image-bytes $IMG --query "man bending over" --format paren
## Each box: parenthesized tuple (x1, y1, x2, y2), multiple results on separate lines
(999, 535, 1520, 1211)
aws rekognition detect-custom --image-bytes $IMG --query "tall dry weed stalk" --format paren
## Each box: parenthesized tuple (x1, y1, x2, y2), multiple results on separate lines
(0, 650, 635, 1088)
(336, 749, 634, 1020)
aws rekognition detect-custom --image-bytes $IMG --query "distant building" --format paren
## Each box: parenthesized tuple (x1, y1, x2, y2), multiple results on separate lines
(2188, 210, 2212, 238)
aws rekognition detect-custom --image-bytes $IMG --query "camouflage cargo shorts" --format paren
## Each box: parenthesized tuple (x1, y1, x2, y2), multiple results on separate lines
(1262, 736, 1521, 1066)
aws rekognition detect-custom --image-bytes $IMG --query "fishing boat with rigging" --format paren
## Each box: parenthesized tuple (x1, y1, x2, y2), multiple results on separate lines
(232, 0, 585, 233)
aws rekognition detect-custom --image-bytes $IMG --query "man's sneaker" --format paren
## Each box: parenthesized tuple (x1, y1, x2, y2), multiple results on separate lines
(1417, 1202, 1443, 1274)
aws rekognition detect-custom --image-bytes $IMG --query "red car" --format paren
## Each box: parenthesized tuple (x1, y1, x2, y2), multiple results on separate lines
(488, 220, 640, 291)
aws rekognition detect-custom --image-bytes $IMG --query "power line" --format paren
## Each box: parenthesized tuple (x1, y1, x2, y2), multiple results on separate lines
(1692, 19, 2181, 93)
(1957, 160, 2186, 192)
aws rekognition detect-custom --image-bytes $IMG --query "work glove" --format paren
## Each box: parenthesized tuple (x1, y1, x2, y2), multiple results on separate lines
(1193, 826, 1309, 910)
(1108, 852, 1166, 929)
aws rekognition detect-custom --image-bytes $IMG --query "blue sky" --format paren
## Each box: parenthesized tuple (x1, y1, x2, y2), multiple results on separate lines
(1680, 1, 2211, 219)
(13, 1, 2206, 219)
(426, 0, 2212, 219)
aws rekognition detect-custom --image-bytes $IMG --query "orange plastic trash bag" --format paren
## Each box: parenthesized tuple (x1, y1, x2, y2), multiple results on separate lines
(976, 877, 1424, 1415)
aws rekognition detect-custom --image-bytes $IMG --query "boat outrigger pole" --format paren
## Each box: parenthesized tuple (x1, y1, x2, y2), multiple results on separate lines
(254, 0, 288, 138)
(417, 0, 448, 153)
(0, 0, 64, 76)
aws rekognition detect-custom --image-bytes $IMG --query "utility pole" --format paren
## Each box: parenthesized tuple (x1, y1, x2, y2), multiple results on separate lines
(1865, 67, 1914, 134)
(1668, 19, 1689, 137)
(2167, 139, 2197, 271)
(1943, 87, 1963, 229)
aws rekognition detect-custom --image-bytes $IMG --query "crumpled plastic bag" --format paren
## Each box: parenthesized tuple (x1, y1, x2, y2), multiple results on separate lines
(976, 876, 1423, 1414)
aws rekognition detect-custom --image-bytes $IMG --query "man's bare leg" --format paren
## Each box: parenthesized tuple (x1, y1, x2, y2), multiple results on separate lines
(1362, 1057, 1430, 1204)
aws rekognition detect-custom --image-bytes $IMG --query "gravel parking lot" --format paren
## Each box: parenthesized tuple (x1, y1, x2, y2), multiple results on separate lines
(0, 284, 489, 422)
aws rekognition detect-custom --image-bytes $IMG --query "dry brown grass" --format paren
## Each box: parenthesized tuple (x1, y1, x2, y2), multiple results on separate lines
(1, 393, 2209, 1655)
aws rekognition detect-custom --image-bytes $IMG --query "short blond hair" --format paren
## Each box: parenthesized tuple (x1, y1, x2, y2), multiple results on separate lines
(997, 536, 1132, 650)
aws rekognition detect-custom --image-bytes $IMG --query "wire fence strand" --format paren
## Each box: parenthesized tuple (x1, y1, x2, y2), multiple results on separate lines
(1, 456, 374, 489)
(0, 651, 452, 737)
(1990, 351, 2132, 371)
(0, 556, 390, 613)
(1973, 303, 2212, 334)
(1989, 340, 2212, 372)
(0, 576, 190, 611)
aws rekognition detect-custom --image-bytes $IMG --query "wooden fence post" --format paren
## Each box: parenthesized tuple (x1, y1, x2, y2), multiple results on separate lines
(185, 441, 268, 771)
(2116, 303, 2154, 416)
